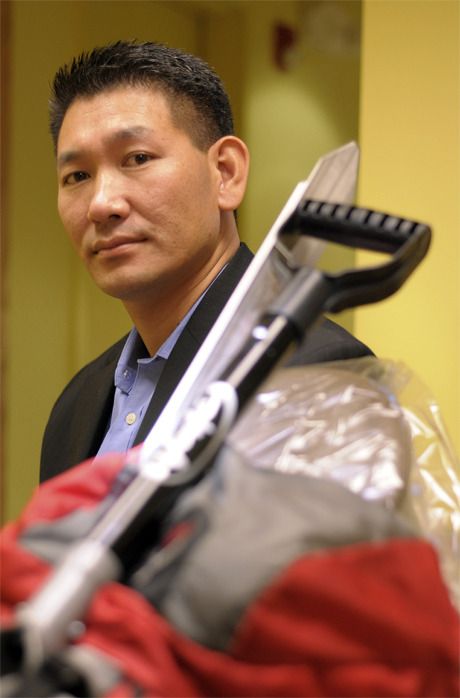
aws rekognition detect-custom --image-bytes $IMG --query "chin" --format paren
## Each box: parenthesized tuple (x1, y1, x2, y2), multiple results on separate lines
(94, 275, 161, 303)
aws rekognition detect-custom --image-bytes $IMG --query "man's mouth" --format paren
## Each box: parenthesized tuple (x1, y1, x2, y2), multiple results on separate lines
(93, 235, 147, 255)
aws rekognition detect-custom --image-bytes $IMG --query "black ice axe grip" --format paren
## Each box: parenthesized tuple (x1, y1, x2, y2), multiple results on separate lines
(280, 199, 432, 314)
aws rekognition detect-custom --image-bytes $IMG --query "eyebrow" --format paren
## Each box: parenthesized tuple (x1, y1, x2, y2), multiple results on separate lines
(57, 126, 154, 168)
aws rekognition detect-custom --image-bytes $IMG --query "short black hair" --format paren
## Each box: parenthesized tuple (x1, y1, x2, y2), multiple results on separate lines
(49, 40, 234, 151)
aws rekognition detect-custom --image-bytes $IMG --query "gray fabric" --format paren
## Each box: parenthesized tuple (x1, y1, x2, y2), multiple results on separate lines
(62, 645, 122, 697)
(131, 446, 416, 650)
(20, 508, 101, 564)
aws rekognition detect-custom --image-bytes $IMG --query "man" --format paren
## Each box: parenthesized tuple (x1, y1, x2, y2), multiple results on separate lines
(40, 40, 372, 482)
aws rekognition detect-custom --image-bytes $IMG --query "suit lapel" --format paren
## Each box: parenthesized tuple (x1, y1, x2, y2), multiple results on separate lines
(134, 244, 253, 445)
(66, 356, 117, 467)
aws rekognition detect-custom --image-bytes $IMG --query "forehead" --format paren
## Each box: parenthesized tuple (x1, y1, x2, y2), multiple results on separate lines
(57, 85, 182, 152)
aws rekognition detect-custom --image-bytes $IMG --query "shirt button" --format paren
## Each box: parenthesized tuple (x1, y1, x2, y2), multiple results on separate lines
(125, 412, 137, 425)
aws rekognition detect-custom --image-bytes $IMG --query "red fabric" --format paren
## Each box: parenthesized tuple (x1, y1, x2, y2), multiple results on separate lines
(228, 539, 460, 697)
(1, 451, 459, 697)
(0, 454, 127, 622)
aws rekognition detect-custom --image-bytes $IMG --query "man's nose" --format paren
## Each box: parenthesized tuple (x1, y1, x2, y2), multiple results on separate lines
(87, 173, 130, 224)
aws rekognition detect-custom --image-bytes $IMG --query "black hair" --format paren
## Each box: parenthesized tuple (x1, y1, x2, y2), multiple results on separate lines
(49, 40, 234, 151)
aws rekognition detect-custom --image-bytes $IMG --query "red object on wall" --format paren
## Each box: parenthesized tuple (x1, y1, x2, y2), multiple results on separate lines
(273, 22, 298, 71)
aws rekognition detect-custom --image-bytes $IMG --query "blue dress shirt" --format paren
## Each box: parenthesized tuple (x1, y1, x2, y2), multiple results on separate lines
(96, 303, 198, 458)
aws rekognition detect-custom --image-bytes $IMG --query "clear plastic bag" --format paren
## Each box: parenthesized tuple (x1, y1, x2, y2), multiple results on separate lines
(228, 356, 460, 609)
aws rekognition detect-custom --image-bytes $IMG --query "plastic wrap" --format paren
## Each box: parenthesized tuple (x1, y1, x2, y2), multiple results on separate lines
(228, 356, 460, 609)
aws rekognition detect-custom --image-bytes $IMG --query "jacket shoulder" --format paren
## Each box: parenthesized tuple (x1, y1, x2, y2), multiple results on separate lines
(288, 318, 373, 366)
(40, 335, 128, 481)
(66, 335, 128, 384)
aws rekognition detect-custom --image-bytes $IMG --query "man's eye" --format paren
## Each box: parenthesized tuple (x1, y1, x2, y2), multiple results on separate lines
(125, 152, 153, 167)
(62, 171, 89, 186)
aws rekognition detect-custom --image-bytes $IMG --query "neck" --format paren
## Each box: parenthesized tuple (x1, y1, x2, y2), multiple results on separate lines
(123, 236, 240, 356)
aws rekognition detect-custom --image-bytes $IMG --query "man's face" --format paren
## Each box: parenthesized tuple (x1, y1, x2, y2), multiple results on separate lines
(57, 86, 227, 304)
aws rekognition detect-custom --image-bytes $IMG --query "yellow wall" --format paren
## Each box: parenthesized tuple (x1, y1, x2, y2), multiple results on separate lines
(4, 1, 362, 520)
(356, 0, 460, 453)
(237, 1, 362, 252)
(232, 1, 362, 332)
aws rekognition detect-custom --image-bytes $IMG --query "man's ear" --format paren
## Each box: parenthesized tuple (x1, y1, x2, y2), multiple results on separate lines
(210, 136, 250, 211)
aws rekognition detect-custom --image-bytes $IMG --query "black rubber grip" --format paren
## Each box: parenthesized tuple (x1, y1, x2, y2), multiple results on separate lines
(280, 198, 431, 312)
(285, 199, 430, 254)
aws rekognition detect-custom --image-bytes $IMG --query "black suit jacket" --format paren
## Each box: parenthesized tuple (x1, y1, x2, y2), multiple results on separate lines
(40, 244, 372, 481)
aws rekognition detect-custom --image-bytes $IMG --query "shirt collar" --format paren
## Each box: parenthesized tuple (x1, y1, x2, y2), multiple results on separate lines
(114, 295, 202, 392)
